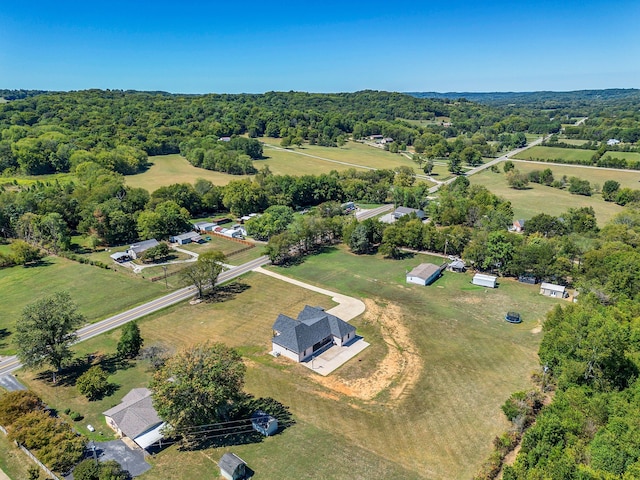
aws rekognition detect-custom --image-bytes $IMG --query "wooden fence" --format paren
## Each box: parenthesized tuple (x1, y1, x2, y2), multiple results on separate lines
(0, 423, 62, 480)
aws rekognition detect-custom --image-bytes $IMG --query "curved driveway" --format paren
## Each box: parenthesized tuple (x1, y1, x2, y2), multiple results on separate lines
(254, 266, 365, 321)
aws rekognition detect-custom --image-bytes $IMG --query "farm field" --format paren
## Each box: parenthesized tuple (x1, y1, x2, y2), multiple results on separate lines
(471, 167, 625, 225)
(515, 145, 640, 163)
(557, 138, 591, 146)
(260, 138, 432, 180)
(510, 160, 640, 189)
(0, 255, 166, 355)
(126, 154, 242, 191)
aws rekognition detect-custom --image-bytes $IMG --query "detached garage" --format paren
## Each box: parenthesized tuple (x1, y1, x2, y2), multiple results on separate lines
(406, 263, 443, 286)
(472, 273, 498, 288)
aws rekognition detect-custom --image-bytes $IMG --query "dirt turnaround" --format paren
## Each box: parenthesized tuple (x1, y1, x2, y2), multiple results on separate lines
(313, 299, 423, 403)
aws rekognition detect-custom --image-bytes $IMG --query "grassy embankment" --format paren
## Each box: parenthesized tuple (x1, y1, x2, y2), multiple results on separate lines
(20, 246, 558, 479)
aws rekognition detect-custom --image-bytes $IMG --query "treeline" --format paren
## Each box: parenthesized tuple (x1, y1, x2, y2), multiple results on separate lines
(180, 136, 261, 174)
(0, 89, 564, 177)
(0, 160, 399, 249)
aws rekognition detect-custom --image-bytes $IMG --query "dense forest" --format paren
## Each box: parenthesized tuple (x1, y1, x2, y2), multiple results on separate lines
(0, 89, 563, 177)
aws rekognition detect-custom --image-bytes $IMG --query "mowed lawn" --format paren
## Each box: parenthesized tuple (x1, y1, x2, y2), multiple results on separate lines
(0, 255, 167, 355)
(516, 145, 640, 163)
(471, 168, 625, 225)
(63, 246, 554, 480)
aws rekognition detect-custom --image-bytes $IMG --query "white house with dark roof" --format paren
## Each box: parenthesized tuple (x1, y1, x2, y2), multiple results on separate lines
(271, 306, 356, 362)
(103, 388, 166, 450)
(127, 239, 159, 259)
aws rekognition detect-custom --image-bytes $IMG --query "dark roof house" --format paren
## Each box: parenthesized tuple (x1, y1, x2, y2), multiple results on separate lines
(103, 388, 165, 449)
(271, 306, 356, 362)
(393, 206, 426, 220)
(127, 239, 160, 259)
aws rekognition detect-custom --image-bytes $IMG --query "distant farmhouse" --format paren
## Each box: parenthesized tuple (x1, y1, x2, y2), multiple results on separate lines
(512, 219, 526, 233)
(271, 306, 356, 362)
(127, 239, 159, 259)
(607, 138, 621, 146)
(393, 206, 426, 221)
(103, 388, 166, 450)
(170, 231, 203, 245)
(406, 263, 445, 286)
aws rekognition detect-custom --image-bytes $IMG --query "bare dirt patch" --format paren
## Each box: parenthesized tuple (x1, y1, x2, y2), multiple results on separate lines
(312, 299, 422, 403)
(530, 325, 542, 334)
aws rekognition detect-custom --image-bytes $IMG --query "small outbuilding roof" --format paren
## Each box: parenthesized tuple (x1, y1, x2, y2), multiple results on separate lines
(219, 453, 246, 474)
(110, 252, 130, 260)
(172, 231, 202, 242)
(407, 263, 441, 281)
(540, 282, 565, 293)
(448, 259, 465, 270)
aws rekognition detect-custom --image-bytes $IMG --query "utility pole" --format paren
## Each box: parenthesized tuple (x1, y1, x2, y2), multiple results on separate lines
(162, 265, 168, 289)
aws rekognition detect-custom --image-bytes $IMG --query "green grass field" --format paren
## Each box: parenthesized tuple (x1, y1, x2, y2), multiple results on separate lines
(20, 245, 558, 479)
(0, 255, 167, 355)
(126, 154, 242, 192)
(471, 167, 625, 225)
(510, 161, 640, 190)
(0, 433, 33, 480)
(516, 145, 640, 164)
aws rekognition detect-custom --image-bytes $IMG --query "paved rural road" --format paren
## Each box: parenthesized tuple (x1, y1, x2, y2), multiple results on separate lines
(0, 255, 271, 377)
(356, 204, 394, 221)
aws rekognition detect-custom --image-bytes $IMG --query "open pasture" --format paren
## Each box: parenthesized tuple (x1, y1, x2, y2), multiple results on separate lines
(0, 255, 166, 355)
(471, 167, 625, 225)
(516, 145, 640, 164)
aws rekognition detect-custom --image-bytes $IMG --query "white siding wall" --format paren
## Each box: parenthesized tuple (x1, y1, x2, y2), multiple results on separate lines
(407, 275, 427, 286)
(272, 343, 300, 362)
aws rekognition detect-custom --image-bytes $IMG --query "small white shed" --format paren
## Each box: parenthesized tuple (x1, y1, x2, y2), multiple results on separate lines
(472, 273, 497, 288)
(219, 453, 247, 480)
(540, 282, 567, 298)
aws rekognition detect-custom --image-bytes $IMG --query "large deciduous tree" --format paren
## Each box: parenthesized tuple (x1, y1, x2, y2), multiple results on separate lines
(117, 321, 144, 359)
(16, 292, 85, 381)
(150, 342, 246, 435)
(181, 250, 227, 298)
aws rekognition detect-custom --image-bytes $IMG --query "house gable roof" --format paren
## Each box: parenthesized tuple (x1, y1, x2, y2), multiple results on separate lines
(541, 282, 565, 293)
(272, 306, 355, 354)
(394, 206, 426, 218)
(129, 239, 159, 254)
(103, 388, 163, 439)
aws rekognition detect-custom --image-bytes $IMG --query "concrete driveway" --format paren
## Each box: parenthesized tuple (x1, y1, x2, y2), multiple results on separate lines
(303, 336, 370, 376)
(90, 440, 150, 477)
(254, 267, 365, 321)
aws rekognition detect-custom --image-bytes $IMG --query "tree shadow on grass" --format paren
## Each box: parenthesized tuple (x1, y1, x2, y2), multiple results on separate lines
(206, 282, 251, 303)
(0, 328, 11, 349)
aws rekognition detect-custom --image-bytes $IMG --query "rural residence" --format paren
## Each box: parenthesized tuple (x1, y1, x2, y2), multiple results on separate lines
(607, 138, 621, 146)
(103, 388, 166, 450)
(271, 306, 356, 362)
(170, 231, 203, 245)
(193, 221, 218, 232)
(393, 206, 426, 220)
(540, 282, 568, 298)
(127, 239, 159, 259)
(472, 273, 498, 288)
(251, 410, 278, 436)
(109, 251, 132, 263)
(219, 453, 247, 480)
(512, 219, 526, 233)
(406, 263, 444, 286)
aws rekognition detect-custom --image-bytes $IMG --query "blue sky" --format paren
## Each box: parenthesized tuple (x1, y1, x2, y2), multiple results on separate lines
(1, 0, 638, 93)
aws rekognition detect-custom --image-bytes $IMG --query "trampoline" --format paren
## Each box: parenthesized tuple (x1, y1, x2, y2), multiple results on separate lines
(505, 312, 522, 324)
